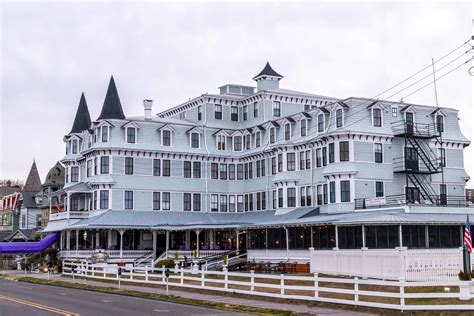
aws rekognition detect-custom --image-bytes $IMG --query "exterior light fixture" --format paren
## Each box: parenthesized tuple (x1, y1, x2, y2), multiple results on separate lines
(83, 231, 88, 241)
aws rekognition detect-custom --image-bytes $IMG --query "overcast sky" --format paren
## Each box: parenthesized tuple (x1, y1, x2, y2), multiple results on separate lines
(1, 1, 472, 186)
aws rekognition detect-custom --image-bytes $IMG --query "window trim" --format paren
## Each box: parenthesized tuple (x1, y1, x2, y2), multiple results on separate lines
(190, 132, 200, 149)
(372, 107, 383, 127)
(126, 127, 137, 144)
(161, 128, 172, 147)
(214, 104, 223, 120)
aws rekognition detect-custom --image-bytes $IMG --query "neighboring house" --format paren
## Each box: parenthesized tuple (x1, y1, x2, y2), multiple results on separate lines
(17, 161, 43, 238)
(0, 181, 22, 241)
(44, 63, 472, 263)
(36, 162, 65, 229)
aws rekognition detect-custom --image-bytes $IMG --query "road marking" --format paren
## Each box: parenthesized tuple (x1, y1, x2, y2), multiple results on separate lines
(154, 309, 170, 313)
(101, 299, 113, 302)
(0, 294, 80, 316)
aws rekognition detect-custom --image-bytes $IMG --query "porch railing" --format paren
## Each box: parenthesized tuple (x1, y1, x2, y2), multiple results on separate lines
(166, 249, 228, 259)
(354, 194, 473, 210)
(58, 250, 150, 259)
(50, 211, 90, 221)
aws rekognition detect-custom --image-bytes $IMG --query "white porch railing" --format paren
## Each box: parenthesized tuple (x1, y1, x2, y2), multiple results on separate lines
(62, 261, 474, 311)
(166, 250, 228, 259)
(58, 250, 150, 259)
(310, 247, 471, 281)
(50, 211, 89, 221)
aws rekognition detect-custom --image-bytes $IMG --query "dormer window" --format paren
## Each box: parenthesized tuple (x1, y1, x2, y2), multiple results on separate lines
(214, 104, 222, 120)
(191, 132, 200, 148)
(243, 105, 248, 121)
(255, 131, 261, 148)
(162, 130, 171, 146)
(391, 106, 398, 117)
(317, 114, 324, 132)
(373, 108, 382, 127)
(231, 106, 238, 121)
(436, 114, 444, 133)
(101, 126, 109, 142)
(300, 119, 307, 137)
(270, 127, 276, 144)
(336, 109, 343, 128)
(72, 140, 78, 154)
(126, 127, 136, 143)
(217, 135, 226, 150)
(245, 134, 251, 149)
(273, 101, 281, 117)
(284, 123, 291, 140)
(233, 135, 242, 151)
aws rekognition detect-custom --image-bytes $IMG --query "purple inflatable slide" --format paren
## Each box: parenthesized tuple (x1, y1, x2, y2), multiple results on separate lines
(0, 232, 59, 254)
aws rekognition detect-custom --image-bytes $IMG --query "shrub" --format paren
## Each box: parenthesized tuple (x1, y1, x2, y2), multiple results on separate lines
(155, 259, 175, 269)
(458, 270, 472, 281)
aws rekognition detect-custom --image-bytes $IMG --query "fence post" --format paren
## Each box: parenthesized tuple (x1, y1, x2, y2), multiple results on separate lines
(361, 247, 368, 279)
(92, 264, 95, 277)
(314, 273, 319, 298)
(201, 270, 205, 287)
(180, 267, 184, 285)
(250, 270, 255, 292)
(145, 267, 148, 282)
(162, 265, 166, 283)
(280, 274, 285, 296)
(399, 277, 405, 312)
(224, 269, 228, 290)
(85, 261, 89, 276)
(130, 267, 133, 280)
(354, 277, 359, 303)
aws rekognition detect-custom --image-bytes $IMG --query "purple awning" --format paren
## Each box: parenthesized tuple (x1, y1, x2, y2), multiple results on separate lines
(0, 232, 59, 254)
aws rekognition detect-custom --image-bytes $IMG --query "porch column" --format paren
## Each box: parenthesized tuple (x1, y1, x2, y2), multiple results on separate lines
(235, 228, 240, 253)
(185, 230, 190, 249)
(399, 225, 403, 247)
(362, 225, 366, 248)
(284, 226, 289, 260)
(334, 225, 339, 249)
(66, 192, 70, 212)
(195, 229, 201, 252)
(60, 231, 64, 250)
(75, 230, 79, 251)
(152, 230, 157, 258)
(165, 230, 170, 257)
(119, 229, 125, 258)
(107, 230, 112, 249)
(66, 231, 71, 251)
(95, 230, 100, 249)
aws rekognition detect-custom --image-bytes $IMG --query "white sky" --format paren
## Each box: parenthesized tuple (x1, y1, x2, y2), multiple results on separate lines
(0, 1, 472, 185)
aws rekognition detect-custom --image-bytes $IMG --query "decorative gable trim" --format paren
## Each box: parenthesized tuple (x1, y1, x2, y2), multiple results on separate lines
(186, 126, 204, 134)
(157, 124, 176, 132)
(121, 121, 141, 129)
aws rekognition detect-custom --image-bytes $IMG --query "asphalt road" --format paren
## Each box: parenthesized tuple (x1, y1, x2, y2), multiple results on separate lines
(0, 278, 248, 316)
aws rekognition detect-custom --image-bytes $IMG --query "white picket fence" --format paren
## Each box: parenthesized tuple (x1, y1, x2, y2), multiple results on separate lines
(311, 247, 469, 281)
(62, 260, 474, 311)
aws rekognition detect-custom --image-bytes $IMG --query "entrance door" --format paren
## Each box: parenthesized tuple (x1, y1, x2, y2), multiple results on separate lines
(405, 147, 419, 172)
(405, 112, 414, 135)
(406, 187, 420, 204)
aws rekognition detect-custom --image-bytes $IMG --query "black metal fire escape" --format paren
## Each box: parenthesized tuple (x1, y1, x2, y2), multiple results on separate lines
(392, 117, 445, 205)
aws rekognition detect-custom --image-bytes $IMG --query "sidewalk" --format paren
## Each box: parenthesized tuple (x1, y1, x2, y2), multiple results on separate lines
(3, 271, 377, 315)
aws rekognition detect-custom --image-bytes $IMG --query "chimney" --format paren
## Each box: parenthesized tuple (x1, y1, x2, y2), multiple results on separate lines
(143, 99, 153, 119)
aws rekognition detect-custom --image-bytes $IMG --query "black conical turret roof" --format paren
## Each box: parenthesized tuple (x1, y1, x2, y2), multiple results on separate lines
(253, 62, 283, 80)
(23, 161, 42, 192)
(97, 76, 126, 120)
(70, 93, 92, 134)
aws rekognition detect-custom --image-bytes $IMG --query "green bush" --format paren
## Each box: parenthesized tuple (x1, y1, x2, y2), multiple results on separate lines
(155, 259, 175, 269)
(458, 270, 472, 281)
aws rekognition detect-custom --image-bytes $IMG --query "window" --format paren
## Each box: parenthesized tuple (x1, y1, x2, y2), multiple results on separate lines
(100, 190, 109, 209)
(322, 147, 327, 166)
(287, 188, 296, 207)
(287, 153, 295, 171)
(220, 164, 227, 180)
(211, 163, 218, 179)
(316, 148, 322, 167)
(100, 156, 109, 174)
(255, 132, 261, 148)
(366, 226, 400, 249)
(317, 185, 323, 205)
(391, 106, 397, 117)
(329, 181, 336, 203)
(299, 152, 305, 170)
(336, 109, 343, 128)
(317, 114, 324, 132)
(191, 133, 200, 148)
(260, 159, 266, 176)
(305, 150, 311, 169)
(375, 181, 384, 197)
(277, 154, 283, 172)
(70, 196, 79, 211)
(306, 186, 312, 206)
(215, 104, 222, 119)
(278, 188, 283, 208)
(184, 161, 191, 178)
(101, 126, 108, 142)
(211, 194, 218, 212)
(374, 143, 383, 163)
(273, 101, 281, 117)
(262, 192, 266, 210)
(270, 127, 276, 144)
(70, 166, 79, 182)
(243, 105, 248, 121)
(217, 135, 226, 150)
(125, 157, 134, 175)
(402, 225, 426, 248)
(124, 191, 133, 209)
(153, 192, 160, 210)
(323, 183, 328, 204)
(86, 160, 92, 177)
(284, 123, 291, 140)
(256, 160, 261, 177)
(301, 119, 307, 137)
(126, 127, 136, 143)
(328, 143, 335, 163)
(227, 164, 235, 180)
(193, 161, 201, 178)
(436, 114, 444, 133)
(94, 157, 98, 175)
(438, 148, 446, 167)
(339, 141, 349, 162)
(233, 135, 242, 151)
(229, 195, 236, 212)
(183, 193, 191, 211)
(253, 102, 258, 117)
(197, 105, 202, 121)
(248, 162, 253, 179)
(237, 163, 244, 180)
(249, 193, 253, 211)
(231, 106, 238, 121)
(162, 160, 171, 176)
(72, 140, 78, 154)
(162, 192, 170, 210)
(373, 108, 382, 127)
(237, 195, 244, 212)
(153, 159, 161, 176)
(162, 130, 171, 146)
(256, 192, 261, 210)
(340, 180, 350, 202)
(193, 193, 201, 211)
(220, 195, 228, 212)
(245, 134, 251, 150)
(300, 187, 306, 207)
(338, 226, 363, 249)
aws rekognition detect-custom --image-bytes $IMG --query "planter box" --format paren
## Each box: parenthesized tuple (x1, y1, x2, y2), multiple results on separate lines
(459, 281, 474, 300)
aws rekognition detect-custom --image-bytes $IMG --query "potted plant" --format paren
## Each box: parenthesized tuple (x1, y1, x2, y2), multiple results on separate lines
(458, 271, 473, 300)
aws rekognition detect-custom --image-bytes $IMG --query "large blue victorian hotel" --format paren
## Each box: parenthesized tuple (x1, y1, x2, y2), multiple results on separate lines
(45, 63, 472, 267)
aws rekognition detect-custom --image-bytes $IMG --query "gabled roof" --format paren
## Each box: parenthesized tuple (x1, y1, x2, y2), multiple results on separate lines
(23, 161, 42, 193)
(366, 100, 379, 109)
(121, 121, 141, 129)
(253, 62, 283, 80)
(431, 108, 446, 116)
(337, 101, 350, 109)
(97, 76, 126, 120)
(43, 161, 65, 187)
(70, 93, 92, 134)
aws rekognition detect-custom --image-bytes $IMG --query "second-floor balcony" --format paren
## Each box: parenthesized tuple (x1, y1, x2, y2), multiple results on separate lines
(50, 210, 90, 221)
(354, 194, 472, 210)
